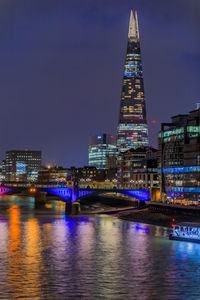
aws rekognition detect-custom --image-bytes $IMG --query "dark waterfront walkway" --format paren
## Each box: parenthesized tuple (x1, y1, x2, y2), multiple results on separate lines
(149, 201, 200, 215)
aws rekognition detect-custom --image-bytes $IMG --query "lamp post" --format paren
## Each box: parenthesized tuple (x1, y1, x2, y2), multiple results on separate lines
(130, 179, 134, 189)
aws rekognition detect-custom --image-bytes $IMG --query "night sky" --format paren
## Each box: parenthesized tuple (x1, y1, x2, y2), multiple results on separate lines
(0, 0, 199, 167)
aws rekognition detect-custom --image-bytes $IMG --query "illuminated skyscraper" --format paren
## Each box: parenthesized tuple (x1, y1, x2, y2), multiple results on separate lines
(117, 10, 149, 152)
(89, 134, 117, 169)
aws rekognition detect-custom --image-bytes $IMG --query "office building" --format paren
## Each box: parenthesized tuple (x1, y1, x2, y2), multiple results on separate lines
(88, 134, 117, 169)
(117, 147, 158, 190)
(68, 166, 106, 181)
(117, 10, 149, 152)
(159, 106, 200, 204)
(5, 150, 42, 182)
(38, 166, 67, 185)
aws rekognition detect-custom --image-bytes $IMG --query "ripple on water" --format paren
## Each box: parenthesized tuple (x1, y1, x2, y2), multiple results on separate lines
(0, 196, 199, 299)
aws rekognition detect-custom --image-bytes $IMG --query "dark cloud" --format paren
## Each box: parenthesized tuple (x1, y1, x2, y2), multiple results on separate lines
(0, 0, 199, 166)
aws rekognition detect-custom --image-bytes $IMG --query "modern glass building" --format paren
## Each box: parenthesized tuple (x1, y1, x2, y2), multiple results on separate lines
(159, 106, 200, 204)
(89, 134, 117, 169)
(117, 10, 149, 152)
(5, 150, 42, 182)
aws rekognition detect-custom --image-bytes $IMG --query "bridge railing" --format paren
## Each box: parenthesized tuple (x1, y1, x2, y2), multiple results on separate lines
(3, 183, 72, 189)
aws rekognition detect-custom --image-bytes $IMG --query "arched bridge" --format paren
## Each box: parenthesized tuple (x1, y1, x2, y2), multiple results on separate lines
(43, 187, 150, 202)
(0, 185, 150, 202)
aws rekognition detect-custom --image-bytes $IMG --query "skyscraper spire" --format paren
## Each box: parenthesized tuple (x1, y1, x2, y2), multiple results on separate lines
(128, 10, 139, 40)
(128, 10, 135, 38)
(135, 10, 140, 39)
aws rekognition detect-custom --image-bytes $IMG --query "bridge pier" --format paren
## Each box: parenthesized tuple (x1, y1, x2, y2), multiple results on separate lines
(65, 199, 80, 215)
(72, 185, 79, 202)
(64, 180, 80, 215)
(34, 191, 47, 208)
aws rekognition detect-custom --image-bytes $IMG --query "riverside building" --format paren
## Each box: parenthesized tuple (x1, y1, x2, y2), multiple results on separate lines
(159, 106, 200, 205)
(68, 166, 106, 182)
(117, 10, 149, 152)
(88, 134, 117, 169)
(4, 150, 41, 182)
(117, 147, 159, 192)
(38, 166, 68, 185)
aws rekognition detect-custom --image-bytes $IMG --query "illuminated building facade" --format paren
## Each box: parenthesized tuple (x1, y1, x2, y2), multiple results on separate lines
(117, 147, 158, 190)
(5, 150, 41, 182)
(117, 10, 149, 152)
(89, 134, 117, 169)
(68, 166, 106, 181)
(38, 166, 68, 185)
(159, 106, 200, 204)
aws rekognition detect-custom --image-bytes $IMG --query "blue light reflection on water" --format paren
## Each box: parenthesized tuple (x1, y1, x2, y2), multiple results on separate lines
(135, 223, 150, 234)
(0, 197, 200, 298)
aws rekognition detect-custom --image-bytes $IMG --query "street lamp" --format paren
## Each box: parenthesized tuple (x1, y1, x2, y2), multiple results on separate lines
(130, 179, 134, 188)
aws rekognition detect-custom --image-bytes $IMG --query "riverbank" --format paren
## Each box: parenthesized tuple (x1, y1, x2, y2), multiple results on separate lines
(117, 208, 200, 228)
(46, 195, 200, 227)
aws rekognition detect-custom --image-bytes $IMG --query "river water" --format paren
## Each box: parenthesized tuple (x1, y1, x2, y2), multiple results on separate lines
(0, 195, 199, 299)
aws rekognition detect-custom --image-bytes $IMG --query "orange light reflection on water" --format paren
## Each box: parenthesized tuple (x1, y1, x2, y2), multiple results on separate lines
(7, 205, 22, 297)
(23, 218, 43, 298)
(7, 205, 45, 298)
(8, 205, 21, 261)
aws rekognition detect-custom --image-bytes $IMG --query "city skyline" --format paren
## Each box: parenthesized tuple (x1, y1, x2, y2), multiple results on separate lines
(0, 0, 199, 166)
(0, 2, 199, 299)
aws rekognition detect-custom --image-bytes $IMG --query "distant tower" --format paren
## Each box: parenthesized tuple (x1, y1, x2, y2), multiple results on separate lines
(117, 10, 149, 152)
(88, 134, 117, 169)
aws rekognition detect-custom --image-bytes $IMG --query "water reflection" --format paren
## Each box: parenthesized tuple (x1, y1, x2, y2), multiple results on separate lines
(24, 218, 43, 298)
(7, 205, 22, 298)
(0, 196, 199, 298)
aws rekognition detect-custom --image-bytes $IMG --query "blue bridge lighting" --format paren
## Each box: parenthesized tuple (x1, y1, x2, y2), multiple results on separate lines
(0, 186, 150, 203)
(0, 187, 13, 196)
(43, 187, 72, 200)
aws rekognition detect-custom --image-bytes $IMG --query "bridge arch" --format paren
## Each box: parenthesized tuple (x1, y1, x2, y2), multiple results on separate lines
(78, 189, 150, 202)
(40, 187, 72, 201)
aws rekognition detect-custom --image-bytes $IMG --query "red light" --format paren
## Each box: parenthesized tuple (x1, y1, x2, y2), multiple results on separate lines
(172, 218, 175, 222)
(172, 224, 175, 227)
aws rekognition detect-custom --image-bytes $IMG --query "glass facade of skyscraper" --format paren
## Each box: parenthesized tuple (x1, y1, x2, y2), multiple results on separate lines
(117, 10, 149, 152)
(89, 134, 117, 169)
